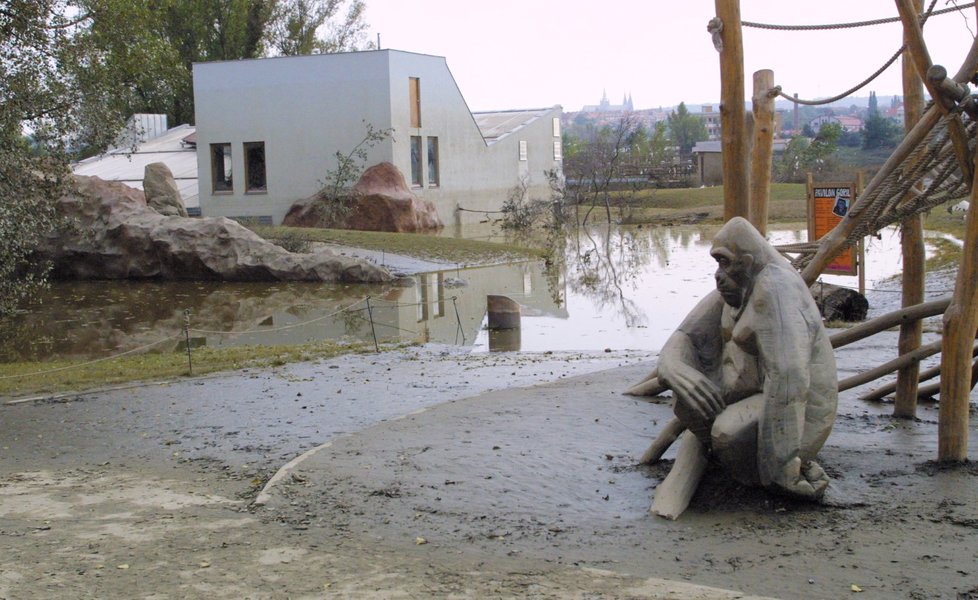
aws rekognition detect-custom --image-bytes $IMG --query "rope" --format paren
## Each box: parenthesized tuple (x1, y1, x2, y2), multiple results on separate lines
(0, 335, 181, 380)
(188, 297, 368, 336)
(742, 2, 972, 31)
(778, 45, 905, 106)
(770, 0, 943, 106)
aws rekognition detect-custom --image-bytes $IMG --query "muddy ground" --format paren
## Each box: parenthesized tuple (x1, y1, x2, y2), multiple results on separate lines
(2, 335, 978, 598)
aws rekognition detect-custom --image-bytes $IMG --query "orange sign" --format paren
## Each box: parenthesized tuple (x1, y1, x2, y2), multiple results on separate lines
(809, 183, 857, 276)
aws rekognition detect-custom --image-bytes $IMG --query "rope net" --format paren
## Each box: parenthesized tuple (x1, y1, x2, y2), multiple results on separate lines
(779, 107, 975, 269)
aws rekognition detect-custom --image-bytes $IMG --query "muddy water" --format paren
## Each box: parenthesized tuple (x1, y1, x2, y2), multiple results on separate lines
(0, 224, 943, 362)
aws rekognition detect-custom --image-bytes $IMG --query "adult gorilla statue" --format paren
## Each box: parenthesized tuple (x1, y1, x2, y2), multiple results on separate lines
(652, 217, 838, 519)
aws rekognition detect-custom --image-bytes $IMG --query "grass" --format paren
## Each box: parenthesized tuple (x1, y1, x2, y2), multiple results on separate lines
(250, 225, 545, 265)
(0, 339, 391, 399)
(586, 183, 809, 224)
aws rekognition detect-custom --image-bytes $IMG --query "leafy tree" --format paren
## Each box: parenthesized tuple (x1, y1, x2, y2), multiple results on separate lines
(666, 102, 707, 160)
(270, 0, 371, 56)
(862, 91, 900, 149)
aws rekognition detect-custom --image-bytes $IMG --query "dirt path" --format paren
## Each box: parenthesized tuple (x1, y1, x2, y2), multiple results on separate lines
(2, 342, 977, 598)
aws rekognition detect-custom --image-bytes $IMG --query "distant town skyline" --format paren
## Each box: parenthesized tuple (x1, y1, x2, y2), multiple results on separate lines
(365, 1, 977, 112)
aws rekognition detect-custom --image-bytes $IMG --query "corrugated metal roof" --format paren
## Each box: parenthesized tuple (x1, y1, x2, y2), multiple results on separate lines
(72, 124, 199, 209)
(472, 108, 553, 144)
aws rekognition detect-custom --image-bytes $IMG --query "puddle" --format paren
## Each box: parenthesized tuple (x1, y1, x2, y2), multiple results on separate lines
(0, 224, 949, 362)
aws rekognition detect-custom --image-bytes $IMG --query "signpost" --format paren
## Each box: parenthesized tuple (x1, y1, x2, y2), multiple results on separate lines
(808, 181, 860, 278)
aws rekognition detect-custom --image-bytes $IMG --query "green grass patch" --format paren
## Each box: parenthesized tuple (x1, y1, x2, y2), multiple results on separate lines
(251, 225, 545, 265)
(0, 339, 389, 399)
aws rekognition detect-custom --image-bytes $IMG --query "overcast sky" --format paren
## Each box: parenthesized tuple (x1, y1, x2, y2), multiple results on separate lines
(364, 1, 977, 112)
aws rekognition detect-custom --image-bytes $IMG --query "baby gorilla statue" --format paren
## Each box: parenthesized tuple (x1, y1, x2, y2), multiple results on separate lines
(652, 217, 837, 518)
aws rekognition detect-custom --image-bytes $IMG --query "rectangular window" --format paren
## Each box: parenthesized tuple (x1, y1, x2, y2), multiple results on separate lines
(243, 141, 266, 192)
(210, 143, 232, 193)
(426, 137, 439, 186)
(518, 140, 527, 161)
(410, 136, 423, 186)
(553, 140, 562, 161)
(409, 77, 422, 128)
(552, 117, 561, 137)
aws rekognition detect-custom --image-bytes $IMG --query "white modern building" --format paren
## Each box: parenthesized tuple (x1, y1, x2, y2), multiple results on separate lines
(192, 49, 563, 226)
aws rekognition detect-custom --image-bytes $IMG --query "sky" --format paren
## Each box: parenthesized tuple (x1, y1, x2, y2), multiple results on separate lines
(363, 0, 978, 112)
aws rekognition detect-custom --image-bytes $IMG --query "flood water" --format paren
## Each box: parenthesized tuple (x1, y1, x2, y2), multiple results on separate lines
(0, 224, 948, 362)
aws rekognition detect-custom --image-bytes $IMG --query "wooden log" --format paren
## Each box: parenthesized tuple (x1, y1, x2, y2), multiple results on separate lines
(838, 339, 943, 393)
(715, 0, 749, 222)
(828, 297, 950, 349)
(938, 147, 978, 462)
(862, 344, 978, 402)
(896, 10, 927, 418)
(918, 354, 978, 399)
(650, 431, 708, 520)
(623, 375, 667, 397)
(639, 417, 685, 465)
(811, 282, 868, 322)
(749, 69, 775, 235)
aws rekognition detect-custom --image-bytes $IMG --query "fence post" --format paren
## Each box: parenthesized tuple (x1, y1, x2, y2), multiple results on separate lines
(183, 309, 193, 376)
(365, 296, 380, 352)
(452, 296, 465, 344)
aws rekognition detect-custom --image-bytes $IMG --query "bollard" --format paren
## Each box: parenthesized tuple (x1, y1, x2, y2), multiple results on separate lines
(487, 295, 520, 330)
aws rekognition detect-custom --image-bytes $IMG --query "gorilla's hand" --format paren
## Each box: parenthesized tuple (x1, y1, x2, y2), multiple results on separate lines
(665, 363, 725, 422)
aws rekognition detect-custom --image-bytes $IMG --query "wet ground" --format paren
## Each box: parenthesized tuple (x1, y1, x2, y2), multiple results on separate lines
(2, 336, 977, 598)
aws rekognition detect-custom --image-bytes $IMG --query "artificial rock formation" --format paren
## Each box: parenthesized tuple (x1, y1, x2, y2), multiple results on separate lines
(283, 162, 442, 233)
(35, 176, 391, 283)
(143, 162, 188, 217)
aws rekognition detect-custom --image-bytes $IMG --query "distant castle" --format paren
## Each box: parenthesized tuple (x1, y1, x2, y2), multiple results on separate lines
(581, 89, 634, 113)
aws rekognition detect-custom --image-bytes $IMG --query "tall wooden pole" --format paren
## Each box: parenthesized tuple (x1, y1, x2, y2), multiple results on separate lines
(936, 2, 978, 463)
(715, 0, 750, 222)
(749, 69, 775, 235)
(894, 0, 926, 418)
(938, 155, 978, 461)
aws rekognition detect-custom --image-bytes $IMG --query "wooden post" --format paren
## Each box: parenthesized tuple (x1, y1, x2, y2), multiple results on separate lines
(749, 69, 775, 235)
(935, 0, 978, 462)
(938, 154, 978, 461)
(715, 0, 750, 222)
(895, 0, 926, 418)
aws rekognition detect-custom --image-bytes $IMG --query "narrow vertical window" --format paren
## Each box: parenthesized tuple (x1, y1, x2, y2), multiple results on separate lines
(552, 117, 560, 137)
(426, 136, 439, 186)
(410, 135, 423, 186)
(244, 141, 266, 192)
(409, 77, 422, 128)
(211, 143, 232, 192)
(518, 140, 527, 161)
(553, 140, 562, 161)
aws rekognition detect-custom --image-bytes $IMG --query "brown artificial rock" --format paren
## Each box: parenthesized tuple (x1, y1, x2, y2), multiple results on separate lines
(283, 162, 442, 233)
(143, 162, 188, 217)
(35, 176, 390, 283)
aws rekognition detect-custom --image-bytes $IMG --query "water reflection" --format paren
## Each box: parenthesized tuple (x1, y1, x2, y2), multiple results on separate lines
(0, 224, 936, 362)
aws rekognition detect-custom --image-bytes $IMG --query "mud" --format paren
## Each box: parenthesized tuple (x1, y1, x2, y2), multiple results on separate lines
(1, 334, 977, 598)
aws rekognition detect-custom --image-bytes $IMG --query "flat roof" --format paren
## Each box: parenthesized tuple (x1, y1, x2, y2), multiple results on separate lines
(472, 108, 556, 144)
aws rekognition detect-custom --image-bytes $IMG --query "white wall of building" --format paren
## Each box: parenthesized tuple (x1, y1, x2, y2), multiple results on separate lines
(193, 49, 561, 226)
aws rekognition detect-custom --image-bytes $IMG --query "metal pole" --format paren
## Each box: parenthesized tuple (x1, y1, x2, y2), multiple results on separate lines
(365, 296, 380, 352)
(452, 296, 466, 344)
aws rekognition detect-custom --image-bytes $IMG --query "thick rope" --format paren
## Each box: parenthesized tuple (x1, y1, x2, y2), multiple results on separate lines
(778, 45, 906, 106)
(742, 1, 973, 31)
(770, 0, 943, 106)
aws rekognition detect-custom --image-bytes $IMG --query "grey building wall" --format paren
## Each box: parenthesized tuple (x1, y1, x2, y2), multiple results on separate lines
(193, 49, 561, 226)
